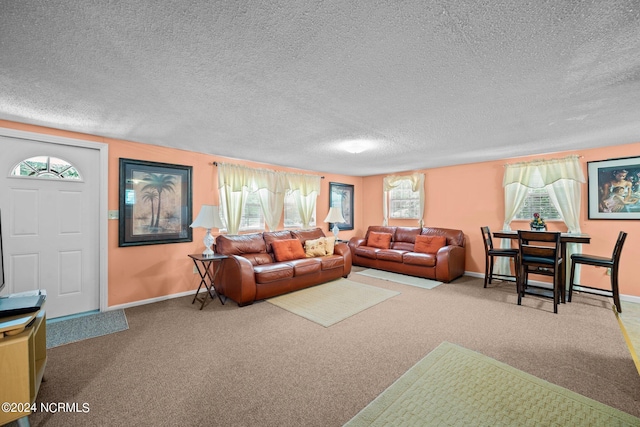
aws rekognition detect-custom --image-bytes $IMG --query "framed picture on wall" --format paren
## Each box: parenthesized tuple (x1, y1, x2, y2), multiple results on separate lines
(119, 158, 193, 246)
(329, 182, 354, 230)
(587, 156, 640, 219)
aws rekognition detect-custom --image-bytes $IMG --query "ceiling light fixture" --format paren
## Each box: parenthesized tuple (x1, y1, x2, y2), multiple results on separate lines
(341, 139, 375, 154)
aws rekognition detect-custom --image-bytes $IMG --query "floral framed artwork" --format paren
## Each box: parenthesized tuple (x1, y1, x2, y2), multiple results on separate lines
(329, 182, 354, 231)
(119, 158, 193, 246)
(588, 156, 640, 219)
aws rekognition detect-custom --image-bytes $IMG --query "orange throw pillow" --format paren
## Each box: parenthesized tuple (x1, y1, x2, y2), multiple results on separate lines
(368, 232, 392, 249)
(414, 235, 446, 254)
(271, 239, 306, 261)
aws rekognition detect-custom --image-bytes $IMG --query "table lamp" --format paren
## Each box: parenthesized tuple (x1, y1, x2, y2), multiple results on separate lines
(324, 207, 345, 239)
(190, 205, 224, 257)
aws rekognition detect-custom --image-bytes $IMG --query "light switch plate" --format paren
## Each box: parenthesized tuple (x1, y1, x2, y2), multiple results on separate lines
(108, 210, 119, 220)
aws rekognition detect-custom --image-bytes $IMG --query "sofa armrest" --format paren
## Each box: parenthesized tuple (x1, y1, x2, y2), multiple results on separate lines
(334, 242, 352, 277)
(435, 245, 466, 282)
(348, 236, 366, 254)
(218, 255, 258, 306)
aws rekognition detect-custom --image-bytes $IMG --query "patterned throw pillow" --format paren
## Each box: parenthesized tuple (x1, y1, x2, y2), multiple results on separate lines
(324, 236, 336, 255)
(414, 235, 447, 254)
(272, 239, 306, 261)
(304, 237, 326, 257)
(368, 232, 392, 249)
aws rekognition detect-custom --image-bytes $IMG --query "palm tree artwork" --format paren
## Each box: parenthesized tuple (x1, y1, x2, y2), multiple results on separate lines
(141, 190, 158, 228)
(140, 173, 176, 232)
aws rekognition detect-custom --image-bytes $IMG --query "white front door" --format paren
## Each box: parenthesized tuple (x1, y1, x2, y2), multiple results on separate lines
(0, 133, 102, 318)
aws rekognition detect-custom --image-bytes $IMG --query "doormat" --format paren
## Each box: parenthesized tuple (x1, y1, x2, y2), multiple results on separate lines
(46, 309, 128, 348)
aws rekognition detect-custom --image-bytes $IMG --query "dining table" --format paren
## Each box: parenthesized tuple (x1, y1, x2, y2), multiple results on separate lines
(492, 230, 591, 300)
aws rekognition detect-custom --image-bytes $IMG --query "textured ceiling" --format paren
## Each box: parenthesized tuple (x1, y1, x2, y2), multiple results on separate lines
(1, 0, 640, 176)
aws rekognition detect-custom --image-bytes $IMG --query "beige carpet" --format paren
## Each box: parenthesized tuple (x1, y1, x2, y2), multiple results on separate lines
(617, 301, 640, 375)
(267, 278, 399, 327)
(356, 268, 443, 289)
(345, 341, 640, 427)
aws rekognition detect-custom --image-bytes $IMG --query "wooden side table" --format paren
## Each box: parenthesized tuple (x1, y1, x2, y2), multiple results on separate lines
(188, 253, 228, 310)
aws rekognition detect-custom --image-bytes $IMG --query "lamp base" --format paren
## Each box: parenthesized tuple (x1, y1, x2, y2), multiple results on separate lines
(202, 229, 215, 258)
(332, 223, 340, 239)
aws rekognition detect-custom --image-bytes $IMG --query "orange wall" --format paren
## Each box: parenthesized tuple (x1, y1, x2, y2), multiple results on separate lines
(2, 119, 639, 302)
(362, 145, 640, 298)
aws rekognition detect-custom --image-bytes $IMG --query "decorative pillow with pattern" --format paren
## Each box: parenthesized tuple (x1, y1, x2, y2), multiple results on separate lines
(324, 236, 336, 255)
(304, 237, 326, 257)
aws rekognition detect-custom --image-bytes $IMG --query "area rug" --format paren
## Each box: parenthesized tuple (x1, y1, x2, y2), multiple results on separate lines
(344, 341, 640, 427)
(46, 309, 129, 348)
(267, 279, 399, 327)
(356, 269, 443, 290)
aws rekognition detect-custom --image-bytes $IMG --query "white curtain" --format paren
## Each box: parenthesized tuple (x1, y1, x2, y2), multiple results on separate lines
(287, 173, 321, 228)
(217, 163, 252, 235)
(498, 155, 585, 281)
(253, 169, 287, 231)
(382, 173, 425, 226)
(217, 162, 320, 233)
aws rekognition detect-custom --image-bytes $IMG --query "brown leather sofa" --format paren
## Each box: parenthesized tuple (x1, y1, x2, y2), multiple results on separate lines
(215, 228, 352, 306)
(348, 226, 465, 282)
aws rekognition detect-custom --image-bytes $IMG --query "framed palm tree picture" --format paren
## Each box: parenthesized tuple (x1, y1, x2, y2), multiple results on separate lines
(119, 158, 193, 246)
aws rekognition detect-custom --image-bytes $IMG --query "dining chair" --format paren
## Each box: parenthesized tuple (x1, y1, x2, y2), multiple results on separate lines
(480, 226, 519, 288)
(517, 230, 563, 313)
(568, 231, 627, 313)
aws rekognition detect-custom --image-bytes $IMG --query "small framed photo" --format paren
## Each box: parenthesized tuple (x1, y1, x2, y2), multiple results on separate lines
(587, 156, 640, 219)
(329, 182, 354, 230)
(119, 158, 193, 246)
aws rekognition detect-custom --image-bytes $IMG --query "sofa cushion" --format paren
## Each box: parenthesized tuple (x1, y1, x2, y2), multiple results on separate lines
(304, 237, 326, 257)
(403, 252, 437, 267)
(377, 249, 406, 262)
(415, 235, 446, 254)
(254, 263, 294, 283)
(287, 258, 322, 276)
(355, 246, 379, 259)
(368, 232, 392, 249)
(320, 255, 344, 270)
(395, 227, 422, 243)
(263, 230, 294, 253)
(272, 239, 306, 261)
(242, 253, 274, 266)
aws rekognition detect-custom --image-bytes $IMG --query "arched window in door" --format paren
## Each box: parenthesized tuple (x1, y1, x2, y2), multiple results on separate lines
(10, 156, 82, 180)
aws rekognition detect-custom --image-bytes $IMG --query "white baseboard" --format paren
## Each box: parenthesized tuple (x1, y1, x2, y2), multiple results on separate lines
(107, 289, 204, 311)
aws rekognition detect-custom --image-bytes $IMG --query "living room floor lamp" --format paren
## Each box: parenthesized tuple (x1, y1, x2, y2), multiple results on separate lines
(190, 205, 224, 257)
(324, 207, 345, 239)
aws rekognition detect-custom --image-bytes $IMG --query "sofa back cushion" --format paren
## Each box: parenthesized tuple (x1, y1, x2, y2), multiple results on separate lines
(414, 235, 447, 254)
(216, 233, 266, 255)
(392, 227, 421, 251)
(291, 228, 326, 244)
(368, 231, 392, 249)
(421, 227, 465, 247)
(272, 239, 307, 261)
(263, 230, 293, 253)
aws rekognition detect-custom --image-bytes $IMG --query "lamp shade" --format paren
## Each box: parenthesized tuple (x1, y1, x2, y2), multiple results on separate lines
(324, 207, 345, 223)
(190, 205, 224, 229)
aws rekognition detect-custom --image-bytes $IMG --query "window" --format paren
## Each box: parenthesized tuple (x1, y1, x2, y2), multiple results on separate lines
(11, 156, 81, 180)
(389, 179, 421, 219)
(283, 191, 316, 228)
(238, 192, 264, 231)
(514, 171, 561, 221)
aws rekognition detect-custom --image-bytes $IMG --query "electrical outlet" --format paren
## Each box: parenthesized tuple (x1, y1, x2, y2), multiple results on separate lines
(193, 265, 199, 274)
(606, 268, 611, 275)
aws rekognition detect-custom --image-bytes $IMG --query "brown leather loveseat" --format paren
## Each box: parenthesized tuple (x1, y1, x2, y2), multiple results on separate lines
(215, 228, 352, 306)
(348, 226, 465, 282)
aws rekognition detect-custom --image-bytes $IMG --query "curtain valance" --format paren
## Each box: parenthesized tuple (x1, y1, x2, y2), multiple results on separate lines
(502, 155, 585, 187)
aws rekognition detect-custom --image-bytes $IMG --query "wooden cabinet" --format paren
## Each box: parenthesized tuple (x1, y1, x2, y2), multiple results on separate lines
(0, 309, 47, 425)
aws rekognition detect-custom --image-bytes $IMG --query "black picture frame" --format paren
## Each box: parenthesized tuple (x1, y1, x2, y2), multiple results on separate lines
(119, 158, 193, 246)
(329, 182, 354, 231)
(587, 156, 640, 219)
